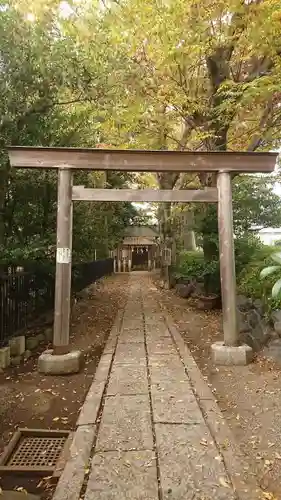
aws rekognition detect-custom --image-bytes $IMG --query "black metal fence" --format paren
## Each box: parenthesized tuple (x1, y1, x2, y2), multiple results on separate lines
(0, 258, 113, 348)
(73, 259, 113, 292)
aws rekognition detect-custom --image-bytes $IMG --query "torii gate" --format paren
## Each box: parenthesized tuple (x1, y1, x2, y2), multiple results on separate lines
(8, 147, 277, 373)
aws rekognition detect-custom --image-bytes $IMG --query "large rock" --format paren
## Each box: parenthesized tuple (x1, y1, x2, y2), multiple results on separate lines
(0, 347, 10, 369)
(9, 336, 25, 356)
(246, 309, 260, 329)
(23, 350, 32, 360)
(253, 299, 264, 315)
(236, 295, 252, 311)
(240, 318, 272, 352)
(263, 338, 281, 365)
(176, 277, 191, 285)
(237, 310, 250, 334)
(10, 356, 22, 367)
(26, 336, 39, 350)
(175, 283, 195, 299)
(274, 321, 281, 336)
(271, 310, 281, 323)
(191, 282, 204, 297)
(237, 309, 264, 334)
(44, 327, 53, 342)
(36, 333, 45, 343)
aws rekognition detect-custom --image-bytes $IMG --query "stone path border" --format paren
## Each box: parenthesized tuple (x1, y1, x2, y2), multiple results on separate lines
(53, 275, 261, 500)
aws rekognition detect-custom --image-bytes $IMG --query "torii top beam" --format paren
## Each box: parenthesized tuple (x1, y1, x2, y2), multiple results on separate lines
(7, 146, 278, 173)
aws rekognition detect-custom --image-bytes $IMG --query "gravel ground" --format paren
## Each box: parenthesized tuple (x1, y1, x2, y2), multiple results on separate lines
(154, 280, 281, 500)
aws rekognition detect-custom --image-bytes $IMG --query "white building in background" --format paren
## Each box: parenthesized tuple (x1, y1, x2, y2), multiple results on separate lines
(258, 228, 281, 246)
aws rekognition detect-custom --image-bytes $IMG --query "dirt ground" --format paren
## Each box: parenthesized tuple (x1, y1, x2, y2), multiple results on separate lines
(154, 280, 281, 500)
(2, 273, 281, 499)
(0, 274, 128, 495)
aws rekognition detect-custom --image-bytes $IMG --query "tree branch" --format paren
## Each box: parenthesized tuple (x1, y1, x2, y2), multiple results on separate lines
(247, 99, 274, 151)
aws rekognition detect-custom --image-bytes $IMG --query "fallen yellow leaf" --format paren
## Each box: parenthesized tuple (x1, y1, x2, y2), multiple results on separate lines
(200, 439, 208, 446)
(219, 477, 231, 489)
(261, 493, 277, 500)
(221, 439, 229, 449)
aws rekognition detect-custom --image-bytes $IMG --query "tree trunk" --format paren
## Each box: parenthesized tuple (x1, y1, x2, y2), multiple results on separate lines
(199, 131, 228, 293)
(184, 231, 196, 250)
(156, 173, 178, 279)
(182, 210, 196, 251)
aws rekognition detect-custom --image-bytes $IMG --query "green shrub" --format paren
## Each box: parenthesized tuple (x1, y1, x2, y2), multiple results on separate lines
(234, 234, 264, 275)
(235, 235, 277, 301)
(174, 250, 205, 281)
(174, 250, 221, 294)
(260, 252, 281, 299)
(237, 246, 281, 309)
(174, 238, 281, 305)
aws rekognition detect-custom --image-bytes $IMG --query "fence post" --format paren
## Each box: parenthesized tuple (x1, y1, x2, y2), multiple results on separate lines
(53, 168, 73, 355)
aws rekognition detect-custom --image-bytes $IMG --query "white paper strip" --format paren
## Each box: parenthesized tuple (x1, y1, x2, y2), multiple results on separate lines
(56, 247, 71, 264)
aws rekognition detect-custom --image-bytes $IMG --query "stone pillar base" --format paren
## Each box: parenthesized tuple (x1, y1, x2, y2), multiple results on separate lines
(9, 336, 25, 356)
(0, 347, 10, 369)
(38, 349, 83, 375)
(211, 341, 253, 366)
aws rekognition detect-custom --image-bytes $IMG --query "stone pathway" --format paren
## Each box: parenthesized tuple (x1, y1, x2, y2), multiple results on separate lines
(54, 274, 260, 500)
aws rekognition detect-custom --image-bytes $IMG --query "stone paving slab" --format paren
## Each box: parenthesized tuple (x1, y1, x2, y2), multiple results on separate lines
(118, 330, 144, 343)
(107, 363, 148, 395)
(103, 338, 118, 354)
(145, 324, 171, 338)
(54, 274, 260, 500)
(150, 378, 195, 397)
(155, 423, 236, 500)
(85, 451, 158, 500)
(53, 424, 96, 500)
(123, 313, 143, 321)
(122, 320, 144, 330)
(114, 342, 146, 364)
(152, 393, 205, 424)
(94, 354, 113, 382)
(96, 394, 153, 451)
(149, 355, 194, 397)
(146, 339, 177, 355)
(164, 316, 215, 401)
(77, 380, 105, 426)
(148, 353, 184, 368)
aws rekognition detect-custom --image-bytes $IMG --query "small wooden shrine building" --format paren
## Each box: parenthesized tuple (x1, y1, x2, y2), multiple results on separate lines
(112, 226, 159, 272)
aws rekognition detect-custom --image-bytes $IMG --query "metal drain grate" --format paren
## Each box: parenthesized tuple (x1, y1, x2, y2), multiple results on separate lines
(8, 436, 66, 468)
(0, 428, 70, 474)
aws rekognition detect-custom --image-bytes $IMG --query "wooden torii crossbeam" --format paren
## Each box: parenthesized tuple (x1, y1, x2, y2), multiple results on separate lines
(8, 146, 278, 370)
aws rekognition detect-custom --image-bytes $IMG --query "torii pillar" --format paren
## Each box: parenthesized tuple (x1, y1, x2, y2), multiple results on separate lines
(38, 167, 83, 374)
(211, 171, 253, 365)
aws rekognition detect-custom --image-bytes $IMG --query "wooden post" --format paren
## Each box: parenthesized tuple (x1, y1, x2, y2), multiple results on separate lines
(53, 168, 73, 355)
(217, 171, 238, 347)
(128, 247, 132, 273)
